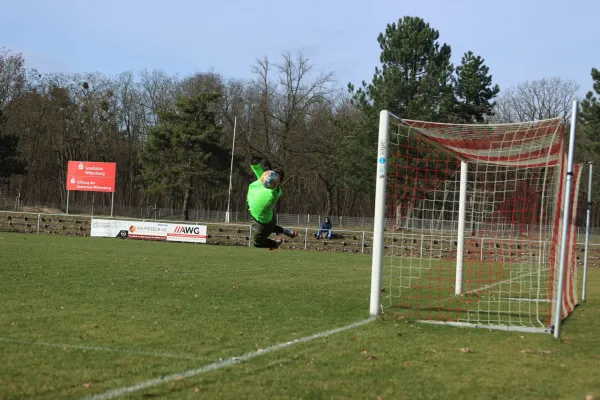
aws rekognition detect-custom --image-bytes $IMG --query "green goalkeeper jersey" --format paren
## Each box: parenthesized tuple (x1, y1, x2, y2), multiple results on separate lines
(247, 163, 282, 224)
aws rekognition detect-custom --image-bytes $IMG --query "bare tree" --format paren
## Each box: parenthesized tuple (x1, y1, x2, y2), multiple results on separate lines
(492, 77, 579, 123)
(233, 52, 338, 213)
(115, 71, 149, 207)
(0, 48, 27, 115)
(139, 69, 179, 125)
(242, 52, 335, 173)
(0, 50, 382, 217)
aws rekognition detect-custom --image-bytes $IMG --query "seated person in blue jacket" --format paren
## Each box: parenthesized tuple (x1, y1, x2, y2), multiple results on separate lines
(316, 217, 333, 239)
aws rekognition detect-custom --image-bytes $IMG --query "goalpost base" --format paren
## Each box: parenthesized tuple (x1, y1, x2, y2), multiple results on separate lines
(416, 320, 551, 334)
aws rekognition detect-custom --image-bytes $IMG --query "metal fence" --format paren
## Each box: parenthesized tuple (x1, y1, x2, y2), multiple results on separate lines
(1, 210, 599, 259)
(4, 199, 600, 237)
(103, 207, 600, 237)
(137, 207, 377, 229)
(0, 200, 378, 228)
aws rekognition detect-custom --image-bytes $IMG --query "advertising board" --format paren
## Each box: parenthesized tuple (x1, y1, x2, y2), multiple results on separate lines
(91, 218, 207, 244)
(67, 161, 116, 193)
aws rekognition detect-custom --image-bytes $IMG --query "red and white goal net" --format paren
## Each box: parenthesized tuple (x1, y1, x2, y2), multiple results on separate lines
(371, 113, 582, 333)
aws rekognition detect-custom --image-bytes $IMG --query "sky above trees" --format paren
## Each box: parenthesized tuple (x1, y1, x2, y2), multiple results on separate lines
(2, 6, 600, 221)
(2, 0, 599, 96)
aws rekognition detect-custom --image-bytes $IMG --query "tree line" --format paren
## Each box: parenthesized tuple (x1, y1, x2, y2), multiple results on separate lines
(1, 16, 600, 222)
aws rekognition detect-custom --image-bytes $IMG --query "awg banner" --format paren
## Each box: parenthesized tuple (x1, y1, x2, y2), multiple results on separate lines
(67, 161, 116, 193)
(91, 218, 207, 243)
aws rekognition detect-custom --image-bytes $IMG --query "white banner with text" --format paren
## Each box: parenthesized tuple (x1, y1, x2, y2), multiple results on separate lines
(90, 218, 207, 243)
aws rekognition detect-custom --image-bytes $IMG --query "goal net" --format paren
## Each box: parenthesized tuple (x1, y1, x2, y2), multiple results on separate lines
(370, 111, 582, 334)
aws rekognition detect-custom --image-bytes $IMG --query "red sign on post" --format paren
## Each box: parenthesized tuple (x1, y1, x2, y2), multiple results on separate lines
(67, 161, 116, 193)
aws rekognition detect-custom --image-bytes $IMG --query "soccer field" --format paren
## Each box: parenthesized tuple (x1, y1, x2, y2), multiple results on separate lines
(0, 232, 371, 399)
(1, 232, 599, 399)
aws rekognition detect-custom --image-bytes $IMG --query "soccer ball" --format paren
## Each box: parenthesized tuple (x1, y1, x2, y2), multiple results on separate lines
(260, 170, 280, 189)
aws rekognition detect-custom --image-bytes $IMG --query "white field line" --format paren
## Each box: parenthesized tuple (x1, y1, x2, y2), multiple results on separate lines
(0, 337, 201, 361)
(436, 269, 544, 304)
(505, 298, 551, 302)
(80, 318, 374, 400)
(462, 269, 542, 296)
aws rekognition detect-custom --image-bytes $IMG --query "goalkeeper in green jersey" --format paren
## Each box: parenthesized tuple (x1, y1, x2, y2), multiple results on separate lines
(247, 156, 297, 249)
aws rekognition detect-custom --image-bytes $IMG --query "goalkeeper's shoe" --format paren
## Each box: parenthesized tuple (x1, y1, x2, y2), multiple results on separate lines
(268, 237, 284, 251)
(283, 229, 297, 238)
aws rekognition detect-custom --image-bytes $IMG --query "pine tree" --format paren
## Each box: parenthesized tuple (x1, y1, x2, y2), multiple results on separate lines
(351, 16, 455, 121)
(139, 93, 230, 220)
(579, 68, 600, 201)
(581, 68, 600, 144)
(454, 51, 500, 123)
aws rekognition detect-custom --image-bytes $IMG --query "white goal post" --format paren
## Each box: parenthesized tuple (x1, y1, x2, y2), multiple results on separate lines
(370, 101, 589, 339)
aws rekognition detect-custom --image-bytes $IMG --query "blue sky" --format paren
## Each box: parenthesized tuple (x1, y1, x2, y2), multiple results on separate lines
(3, 0, 599, 96)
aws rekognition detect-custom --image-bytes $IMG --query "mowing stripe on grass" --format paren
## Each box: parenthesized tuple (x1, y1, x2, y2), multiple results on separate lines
(81, 317, 375, 400)
(0, 337, 201, 360)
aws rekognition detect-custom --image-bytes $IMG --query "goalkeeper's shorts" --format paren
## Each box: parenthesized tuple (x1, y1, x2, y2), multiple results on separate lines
(250, 217, 279, 248)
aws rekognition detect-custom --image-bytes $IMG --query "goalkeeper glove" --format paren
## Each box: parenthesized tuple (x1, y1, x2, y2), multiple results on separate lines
(263, 158, 273, 170)
(250, 155, 262, 165)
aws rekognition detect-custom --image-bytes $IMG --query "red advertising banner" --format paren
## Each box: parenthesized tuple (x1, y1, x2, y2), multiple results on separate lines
(67, 161, 116, 193)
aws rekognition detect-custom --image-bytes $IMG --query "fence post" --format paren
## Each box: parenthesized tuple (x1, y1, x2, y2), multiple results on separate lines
(248, 224, 252, 247)
(420, 235, 424, 257)
(480, 237, 484, 261)
(304, 228, 308, 250)
(308, 214, 310, 224)
(362, 232, 365, 254)
(37, 214, 40, 234)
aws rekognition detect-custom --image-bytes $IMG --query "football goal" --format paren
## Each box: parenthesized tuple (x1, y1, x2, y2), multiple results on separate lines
(369, 101, 584, 338)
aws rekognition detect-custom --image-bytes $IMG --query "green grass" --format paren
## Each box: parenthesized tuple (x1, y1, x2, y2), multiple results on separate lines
(0, 232, 599, 399)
